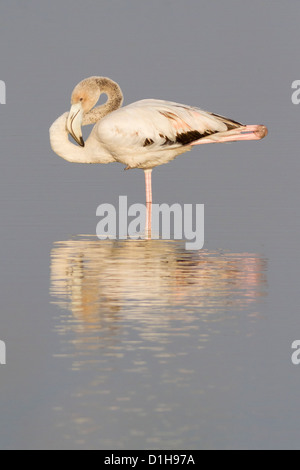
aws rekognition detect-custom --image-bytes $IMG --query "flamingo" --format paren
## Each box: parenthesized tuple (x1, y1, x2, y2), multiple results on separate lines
(50, 76, 268, 230)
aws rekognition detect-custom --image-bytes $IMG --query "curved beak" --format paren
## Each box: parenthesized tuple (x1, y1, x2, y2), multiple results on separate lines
(66, 103, 85, 147)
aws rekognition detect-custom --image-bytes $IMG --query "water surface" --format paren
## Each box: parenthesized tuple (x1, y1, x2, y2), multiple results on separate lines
(49, 237, 267, 448)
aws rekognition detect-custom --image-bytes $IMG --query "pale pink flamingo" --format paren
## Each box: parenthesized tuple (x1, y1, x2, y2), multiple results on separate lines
(50, 76, 267, 231)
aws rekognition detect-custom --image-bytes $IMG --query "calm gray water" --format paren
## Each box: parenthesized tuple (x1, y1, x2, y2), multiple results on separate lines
(0, 0, 300, 450)
(49, 239, 267, 449)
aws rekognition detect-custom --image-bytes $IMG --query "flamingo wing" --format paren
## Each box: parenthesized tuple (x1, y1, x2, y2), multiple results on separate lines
(94, 99, 243, 152)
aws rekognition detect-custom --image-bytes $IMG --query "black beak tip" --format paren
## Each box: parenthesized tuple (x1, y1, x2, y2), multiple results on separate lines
(69, 131, 85, 147)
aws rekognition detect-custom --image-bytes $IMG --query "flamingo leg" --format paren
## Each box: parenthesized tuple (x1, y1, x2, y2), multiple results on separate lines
(144, 169, 152, 237)
(145, 169, 152, 203)
(191, 124, 268, 146)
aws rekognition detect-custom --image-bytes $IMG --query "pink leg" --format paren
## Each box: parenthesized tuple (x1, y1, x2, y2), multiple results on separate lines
(146, 202, 152, 237)
(191, 124, 268, 146)
(145, 169, 152, 203)
(144, 170, 152, 237)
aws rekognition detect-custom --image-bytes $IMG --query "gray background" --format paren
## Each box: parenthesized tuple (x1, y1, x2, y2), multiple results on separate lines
(0, 0, 299, 449)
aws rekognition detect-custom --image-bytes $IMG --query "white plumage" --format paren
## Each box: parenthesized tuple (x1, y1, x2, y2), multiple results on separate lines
(50, 76, 268, 205)
(94, 99, 240, 169)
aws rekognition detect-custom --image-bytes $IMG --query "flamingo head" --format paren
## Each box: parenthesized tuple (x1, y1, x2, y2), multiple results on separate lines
(67, 78, 101, 147)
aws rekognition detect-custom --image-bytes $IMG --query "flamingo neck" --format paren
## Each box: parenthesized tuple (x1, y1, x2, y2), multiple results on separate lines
(50, 77, 123, 164)
(50, 112, 116, 164)
(49, 112, 90, 163)
(83, 77, 123, 125)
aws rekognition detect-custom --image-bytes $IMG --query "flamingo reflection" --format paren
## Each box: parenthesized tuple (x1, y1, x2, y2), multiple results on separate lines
(50, 237, 267, 334)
